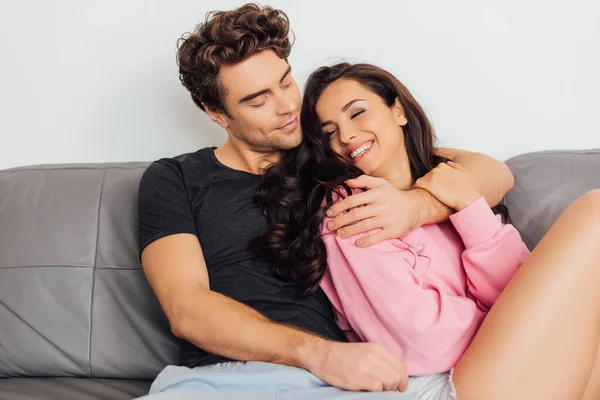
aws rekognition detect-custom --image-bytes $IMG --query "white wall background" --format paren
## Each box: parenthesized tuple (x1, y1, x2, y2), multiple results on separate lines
(1, 0, 599, 170)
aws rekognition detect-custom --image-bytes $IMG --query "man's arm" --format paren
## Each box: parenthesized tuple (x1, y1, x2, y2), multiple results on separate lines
(141, 233, 408, 392)
(327, 148, 514, 246)
(141, 234, 305, 364)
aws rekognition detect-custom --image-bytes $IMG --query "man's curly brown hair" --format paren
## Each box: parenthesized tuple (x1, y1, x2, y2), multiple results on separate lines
(177, 3, 293, 115)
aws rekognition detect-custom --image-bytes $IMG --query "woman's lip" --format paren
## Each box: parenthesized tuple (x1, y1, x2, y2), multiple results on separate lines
(351, 146, 372, 164)
(347, 140, 374, 158)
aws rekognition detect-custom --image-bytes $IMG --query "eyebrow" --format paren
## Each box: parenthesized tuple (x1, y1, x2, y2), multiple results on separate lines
(320, 99, 366, 127)
(238, 66, 292, 104)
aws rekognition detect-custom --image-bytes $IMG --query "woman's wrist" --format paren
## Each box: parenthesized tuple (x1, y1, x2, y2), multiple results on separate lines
(453, 191, 483, 212)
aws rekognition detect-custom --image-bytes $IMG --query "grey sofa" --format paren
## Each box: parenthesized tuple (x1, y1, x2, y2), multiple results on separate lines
(1, 149, 599, 399)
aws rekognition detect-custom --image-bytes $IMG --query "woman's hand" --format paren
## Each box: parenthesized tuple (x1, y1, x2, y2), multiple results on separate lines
(414, 161, 482, 211)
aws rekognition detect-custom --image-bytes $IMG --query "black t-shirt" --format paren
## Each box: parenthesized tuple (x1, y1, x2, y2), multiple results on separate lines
(138, 147, 347, 368)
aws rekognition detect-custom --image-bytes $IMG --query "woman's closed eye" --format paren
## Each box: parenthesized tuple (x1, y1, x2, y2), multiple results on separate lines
(350, 109, 365, 119)
(324, 128, 337, 140)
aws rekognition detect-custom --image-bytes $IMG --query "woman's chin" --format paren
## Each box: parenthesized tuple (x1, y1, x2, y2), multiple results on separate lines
(350, 146, 380, 176)
(354, 162, 377, 176)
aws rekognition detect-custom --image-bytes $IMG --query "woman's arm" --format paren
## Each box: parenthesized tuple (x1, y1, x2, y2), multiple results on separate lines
(436, 147, 514, 208)
(415, 161, 531, 310)
(449, 197, 531, 311)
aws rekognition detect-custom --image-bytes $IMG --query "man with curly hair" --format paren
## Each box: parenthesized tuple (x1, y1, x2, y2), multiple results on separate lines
(136, 3, 514, 398)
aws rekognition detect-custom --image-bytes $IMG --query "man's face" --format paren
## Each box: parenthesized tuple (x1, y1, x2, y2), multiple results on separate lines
(215, 50, 302, 152)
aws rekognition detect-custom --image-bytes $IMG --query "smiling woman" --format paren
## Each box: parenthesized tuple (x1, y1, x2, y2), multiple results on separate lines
(317, 80, 412, 189)
(257, 62, 449, 295)
(256, 61, 600, 400)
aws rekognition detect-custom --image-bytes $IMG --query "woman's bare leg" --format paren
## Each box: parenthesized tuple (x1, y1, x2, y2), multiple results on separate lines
(581, 342, 600, 400)
(452, 190, 600, 400)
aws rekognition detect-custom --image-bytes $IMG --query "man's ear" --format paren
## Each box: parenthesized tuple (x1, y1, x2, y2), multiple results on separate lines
(204, 104, 229, 129)
(394, 98, 408, 127)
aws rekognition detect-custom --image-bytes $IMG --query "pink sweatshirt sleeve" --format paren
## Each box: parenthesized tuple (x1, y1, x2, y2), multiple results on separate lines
(321, 224, 486, 375)
(449, 197, 531, 312)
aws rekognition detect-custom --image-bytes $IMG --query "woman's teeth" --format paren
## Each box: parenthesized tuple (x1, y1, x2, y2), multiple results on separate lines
(350, 142, 373, 159)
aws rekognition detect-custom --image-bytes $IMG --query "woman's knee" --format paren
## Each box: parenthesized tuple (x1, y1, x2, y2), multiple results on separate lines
(573, 189, 600, 209)
(564, 189, 600, 228)
(578, 189, 600, 203)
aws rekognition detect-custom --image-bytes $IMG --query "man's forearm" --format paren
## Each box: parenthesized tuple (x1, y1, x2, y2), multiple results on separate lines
(412, 187, 452, 226)
(173, 288, 326, 370)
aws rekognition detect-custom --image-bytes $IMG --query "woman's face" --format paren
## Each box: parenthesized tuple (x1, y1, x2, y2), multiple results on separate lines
(316, 79, 409, 180)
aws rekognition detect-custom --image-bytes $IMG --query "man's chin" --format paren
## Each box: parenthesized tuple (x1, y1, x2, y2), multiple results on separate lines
(277, 133, 302, 151)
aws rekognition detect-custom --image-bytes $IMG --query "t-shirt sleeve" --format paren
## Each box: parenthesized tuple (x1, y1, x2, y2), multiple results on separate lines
(137, 160, 198, 256)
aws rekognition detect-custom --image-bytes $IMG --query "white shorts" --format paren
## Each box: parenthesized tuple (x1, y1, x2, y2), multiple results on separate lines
(404, 368, 457, 400)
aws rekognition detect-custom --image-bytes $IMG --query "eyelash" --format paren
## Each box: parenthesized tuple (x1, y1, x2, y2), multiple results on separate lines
(351, 109, 365, 119)
(324, 109, 366, 139)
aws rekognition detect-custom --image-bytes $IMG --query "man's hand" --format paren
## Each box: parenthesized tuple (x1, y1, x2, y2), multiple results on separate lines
(306, 340, 409, 392)
(325, 175, 423, 247)
(414, 161, 482, 211)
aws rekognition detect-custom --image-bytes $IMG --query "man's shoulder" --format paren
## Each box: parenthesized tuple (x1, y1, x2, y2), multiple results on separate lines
(149, 146, 216, 171)
(142, 147, 218, 184)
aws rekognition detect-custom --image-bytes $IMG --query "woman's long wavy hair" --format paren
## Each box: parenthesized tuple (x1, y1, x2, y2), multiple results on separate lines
(255, 63, 506, 296)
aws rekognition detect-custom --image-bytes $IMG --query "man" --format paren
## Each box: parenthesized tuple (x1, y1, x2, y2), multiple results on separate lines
(136, 4, 514, 399)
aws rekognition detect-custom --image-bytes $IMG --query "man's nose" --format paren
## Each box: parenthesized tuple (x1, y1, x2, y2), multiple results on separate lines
(274, 92, 296, 115)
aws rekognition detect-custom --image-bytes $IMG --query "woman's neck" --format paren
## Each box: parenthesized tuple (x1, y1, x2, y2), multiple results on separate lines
(376, 158, 413, 191)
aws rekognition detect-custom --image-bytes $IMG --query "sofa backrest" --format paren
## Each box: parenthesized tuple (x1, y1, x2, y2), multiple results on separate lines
(0, 163, 178, 379)
(1, 149, 599, 380)
(504, 149, 600, 250)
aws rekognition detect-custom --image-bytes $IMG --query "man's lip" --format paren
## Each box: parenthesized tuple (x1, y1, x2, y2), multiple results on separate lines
(346, 140, 374, 158)
(278, 116, 298, 130)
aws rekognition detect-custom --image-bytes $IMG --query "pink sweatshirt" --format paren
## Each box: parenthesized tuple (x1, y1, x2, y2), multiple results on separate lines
(319, 194, 531, 376)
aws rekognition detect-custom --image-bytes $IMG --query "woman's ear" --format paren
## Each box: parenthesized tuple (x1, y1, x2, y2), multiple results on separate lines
(204, 104, 230, 129)
(394, 98, 408, 127)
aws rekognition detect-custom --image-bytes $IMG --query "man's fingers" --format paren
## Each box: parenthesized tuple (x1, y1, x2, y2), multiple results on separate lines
(371, 347, 408, 392)
(327, 190, 375, 217)
(364, 379, 384, 392)
(329, 207, 377, 232)
(382, 354, 409, 391)
(376, 365, 404, 392)
(381, 380, 398, 392)
(367, 362, 406, 392)
(345, 174, 386, 190)
(336, 217, 381, 238)
(355, 229, 393, 247)
(398, 376, 409, 392)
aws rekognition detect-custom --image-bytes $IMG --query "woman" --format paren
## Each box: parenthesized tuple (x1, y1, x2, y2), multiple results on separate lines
(256, 63, 600, 400)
